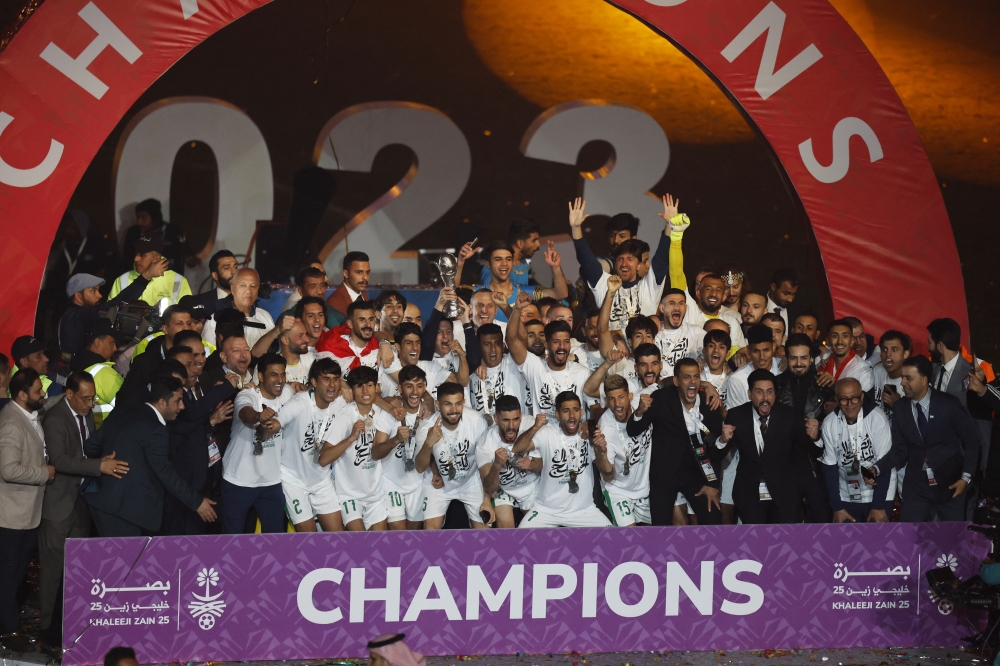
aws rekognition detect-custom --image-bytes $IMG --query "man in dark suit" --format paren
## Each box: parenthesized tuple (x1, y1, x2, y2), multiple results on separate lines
(38, 372, 127, 641)
(195, 250, 239, 315)
(627, 358, 725, 525)
(85, 376, 217, 536)
(719, 369, 820, 524)
(868, 355, 982, 521)
(325, 251, 370, 319)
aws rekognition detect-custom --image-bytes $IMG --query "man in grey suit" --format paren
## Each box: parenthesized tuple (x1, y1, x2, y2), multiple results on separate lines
(85, 375, 217, 536)
(0, 368, 55, 641)
(867, 355, 982, 521)
(38, 371, 128, 642)
(927, 318, 974, 409)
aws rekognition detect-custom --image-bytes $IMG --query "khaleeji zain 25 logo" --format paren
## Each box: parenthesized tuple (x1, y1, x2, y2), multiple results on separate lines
(188, 567, 227, 630)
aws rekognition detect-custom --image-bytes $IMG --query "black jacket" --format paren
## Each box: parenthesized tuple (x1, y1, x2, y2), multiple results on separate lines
(70, 348, 110, 373)
(117, 337, 169, 408)
(85, 404, 202, 531)
(875, 388, 982, 492)
(167, 382, 238, 493)
(721, 402, 814, 513)
(775, 369, 832, 420)
(626, 385, 724, 507)
(58, 275, 151, 357)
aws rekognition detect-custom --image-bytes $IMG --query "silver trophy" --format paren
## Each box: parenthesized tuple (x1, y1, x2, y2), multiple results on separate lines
(435, 253, 461, 319)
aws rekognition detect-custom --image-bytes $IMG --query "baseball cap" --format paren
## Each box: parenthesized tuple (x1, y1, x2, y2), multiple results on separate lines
(66, 273, 106, 297)
(178, 295, 208, 321)
(134, 232, 165, 256)
(11, 335, 45, 362)
(85, 318, 115, 341)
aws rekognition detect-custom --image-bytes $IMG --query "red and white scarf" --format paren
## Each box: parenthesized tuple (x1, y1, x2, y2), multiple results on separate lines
(316, 325, 379, 370)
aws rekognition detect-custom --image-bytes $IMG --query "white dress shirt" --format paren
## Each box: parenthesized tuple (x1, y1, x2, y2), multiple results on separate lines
(766, 296, 790, 332)
(936, 353, 960, 392)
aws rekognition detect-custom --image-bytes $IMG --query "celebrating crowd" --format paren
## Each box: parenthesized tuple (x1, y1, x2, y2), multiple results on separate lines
(2, 194, 999, 645)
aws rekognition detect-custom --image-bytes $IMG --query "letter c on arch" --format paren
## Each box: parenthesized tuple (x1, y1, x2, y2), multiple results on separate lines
(297, 568, 344, 624)
(0, 112, 64, 188)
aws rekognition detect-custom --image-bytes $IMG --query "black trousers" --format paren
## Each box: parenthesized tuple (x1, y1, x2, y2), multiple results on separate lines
(799, 470, 833, 523)
(900, 478, 966, 522)
(650, 478, 723, 526)
(38, 498, 92, 630)
(90, 507, 143, 537)
(0, 526, 37, 634)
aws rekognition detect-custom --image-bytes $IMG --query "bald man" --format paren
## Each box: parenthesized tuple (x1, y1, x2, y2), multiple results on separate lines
(202, 268, 275, 349)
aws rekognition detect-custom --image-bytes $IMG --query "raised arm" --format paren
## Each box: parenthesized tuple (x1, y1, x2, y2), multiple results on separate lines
(505, 293, 533, 366)
(584, 349, 626, 398)
(598, 275, 622, 357)
(373, 423, 410, 461)
(537, 241, 569, 300)
(252, 314, 295, 358)
(568, 198, 602, 288)
(657, 194, 689, 291)
(420, 289, 451, 362)
(513, 413, 548, 454)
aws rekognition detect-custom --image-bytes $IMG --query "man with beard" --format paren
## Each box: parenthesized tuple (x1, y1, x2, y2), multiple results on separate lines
(374, 365, 430, 531)
(682, 273, 747, 348)
(717, 264, 746, 312)
(326, 251, 371, 319)
(203, 268, 275, 350)
(317, 300, 398, 379)
(818, 320, 874, 395)
(844, 317, 880, 368)
(280, 319, 315, 388)
(279, 266, 344, 329)
(514, 392, 614, 528)
(260, 358, 345, 532)
(793, 312, 827, 362)
(108, 233, 191, 311)
(219, 335, 254, 388)
(222, 353, 293, 534)
(598, 374, 653, 526)
(320, 367, 388, 531)
(508, 299, 592, 421)
(374, 290, 407, 340)
(776, 333, 833, 523)
(575, 309, 604, 371)
(478, 395, 542, 528)
(872, 330, 911, 419)
(469, 324, 527, 425)
(570, 197, 670, 332)
(381, 322, 456, 400)
(584, 343, 657, 403)
(296, 296, 328, 350)
(867, 356, 981, 522)
(415, 383, 493, 529)
(717, 369, 816, 524)
(766, 268, 798, 333)
(654, 288, 705, 379)
(627, 359, 726, 525)
(740, 292, 768, 333)
(927, 318, 975, 409)
(196, 250, 238, 313)
(821, 378, 895, 523)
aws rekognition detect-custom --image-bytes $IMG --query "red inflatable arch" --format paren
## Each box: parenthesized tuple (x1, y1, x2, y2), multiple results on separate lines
(0, 0, 967, 355)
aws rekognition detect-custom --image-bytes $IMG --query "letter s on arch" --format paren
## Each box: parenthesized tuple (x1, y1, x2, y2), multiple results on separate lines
(297, 568, 344, 624)
(798, 116, 883, 184)
(0, 113, 64, 188)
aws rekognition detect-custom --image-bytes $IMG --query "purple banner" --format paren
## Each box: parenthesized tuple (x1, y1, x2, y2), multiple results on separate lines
(63, 524, 988, 665)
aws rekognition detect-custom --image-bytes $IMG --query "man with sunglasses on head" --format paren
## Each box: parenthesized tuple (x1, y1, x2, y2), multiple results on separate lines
(821, 378, 895, 523)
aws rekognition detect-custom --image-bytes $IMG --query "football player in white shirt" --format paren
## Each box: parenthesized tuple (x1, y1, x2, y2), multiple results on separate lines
(514, 391, 614, 528)
(817, 320, 874, 394)
(380, 322, 457, 401)
(258, 357, 345, 533)
(222, 353, 294, 534)
(584, 345, 656, 404)
(280, 319, 315, 389)
(598, 374, 653, 526)
(573, 309, 604, 371)
(654, 288, 705, 378)
(319, 366, 388, 531)
(507, 310, 593, 421)
(317, 300, 398, 379)
(684, 274, 746, 348)
(820, 378, 895, 523)
(296, 296, 328, 351)
(373, 364, 430, 530)
(478, 395, 542, 528)
(469, 323, 527, 425)
(414, 383, 493, 529)
(701, 329, 732, 402)
(872, 330, 911, 420)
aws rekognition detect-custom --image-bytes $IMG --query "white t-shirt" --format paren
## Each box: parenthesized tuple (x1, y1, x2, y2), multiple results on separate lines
(517, 353, 593, 420)
(722, 357, 782, 409)
(374, 409, 426, 494)
(475, 420, 540, 504)
(276, 390, 347, 488)
(469, 355, 528, 418)
(871, 363, 903, 421)
(380, 359, 452, 400)
(819, 353, 875, 392)
(575, 346, 605, 372)
(600, 408, 652, 499)
(203, 307, 275, 350)
(327, 403, 386, 500)
(591, 269, 665, 331)
(531, 423, 596, 514)
(284, 351, 316, 386)
(701, 366, 729, 405)
(684, 303, 746, 347)
(415, 408, 488, 497)
(654, 324, 706, 378)
(821, 408, 896, 504)
(223, 385, 293, 488)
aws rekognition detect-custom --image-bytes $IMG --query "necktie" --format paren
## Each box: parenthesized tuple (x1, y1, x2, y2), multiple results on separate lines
(758, 414, 768, 455)
(916, 402, 928, 440)
(77, 414, 87, 451)
(774, 306, 782, 318)
(935, 370, 944, 391)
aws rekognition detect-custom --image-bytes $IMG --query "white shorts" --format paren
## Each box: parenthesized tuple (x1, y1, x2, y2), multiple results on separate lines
(673, 492, 695, 515)
(423, 481, 485, 524)
(493, 487, 536, 511)
(384, 479, 424, 523)
(519, 505, 612, 528)
(340, 493, 389, 529)
(283, 478, 341, 524)
(721, 450, 739, 505)
(604, 492, 650, 526)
